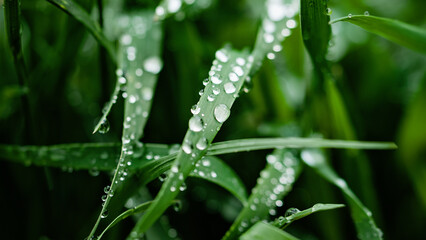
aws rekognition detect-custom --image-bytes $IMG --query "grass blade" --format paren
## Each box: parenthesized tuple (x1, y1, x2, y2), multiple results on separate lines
(88, 10, 163, 239)
(240, 222, 299, 240)
(222, 149, 302, 240)
(301, 149, 383, 240)
(129, 48, 253, 237)
(272, 203, 345, 229)
(97, 200, 179, 239)
(46, 0, 116, 61)
(330, 15, 426, 54)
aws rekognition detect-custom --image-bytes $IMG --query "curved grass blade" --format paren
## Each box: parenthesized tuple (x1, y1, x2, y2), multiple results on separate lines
(129, 48, 253, 237)
(46, 0, 116, 61)
(88, 11, 163, 239)
(301, 149, 383, 240)
(240, 222, 299, 240)
(0, 138, 396, 171)
(222, 149, 302, 240)
(330, 15, 426, 54)
(272, 203, 345, 229)
(250, 0, 299, 75)
(97, 200, 180, 239)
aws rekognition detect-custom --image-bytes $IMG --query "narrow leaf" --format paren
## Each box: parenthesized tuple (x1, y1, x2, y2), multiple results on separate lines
(301, 149, 383, 240)
(222, 149, 301, 240)
(240, 222, 299, 240)
(129, 48, 253, 237)
(330, 15, 426, 54)
(47, 0, 116, 60)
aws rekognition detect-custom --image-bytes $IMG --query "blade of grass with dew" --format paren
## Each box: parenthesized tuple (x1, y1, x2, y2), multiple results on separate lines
(301, 148, 383, 240)
(128, 48, 254, 237)
(46, 0, 116, 61)
(97, 200, 180, 239)
(240, 222, 299, 240)
(271, 203, 345, 229)
(88, 10, 163, 239)
(0, 138, 396, 171)
(250, 0, 299, 75)
(330, 15, 426, 54)
(153, 0, 217, 21)
(222, 149, 302, 240)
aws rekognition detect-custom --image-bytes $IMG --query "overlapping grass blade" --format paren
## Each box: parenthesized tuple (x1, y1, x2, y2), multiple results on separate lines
(47, 0, 116, 60)
(301, 149, 383, 240)
(250, 0, 299, 75)
(222, 149, 302, 240)
(88, 10, 163, 239)
(129, 48, 253, 237)
(240, 222, 299, 240)
(0, 138, 396, 171)
(330, 15, 426, 54)
(272, 203, 345, 229)
(97, 200, 180, 239)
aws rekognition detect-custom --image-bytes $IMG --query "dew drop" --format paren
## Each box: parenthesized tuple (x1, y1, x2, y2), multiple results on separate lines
(135, 68, 143, 76)
(98, 119, 110, 134)
(284, 208, 300, 217)
(326, 8, 332, 16)
(203, 78, 209, 86)
(104, 186, 111, 194)
(212, 86, 220, 95)
(211, 75, 222, 84)
(348, 13, 352, 18)
(275, 200, 283, 207)
(286, 19, 297, 29)
(207, 94, 215, 102)
(89, 168, 100, 176)
(101, 210, 109, 218)
(167, 0, 182, 13)
(196, 137, 208, 150)
(118, 76, 126, 84)
(143, 56, 163, 74)
(142, 87, 153, 101)
(263, 33, 274, 43)
(224, 82, 236, 94)
(211, 171, 217, 178)
(179, 182, 187, 191)
(364, 11, 370, 16)
(120, 34, 132, 45)
(191, 104, 200, 115)
(182, 140, 193, 154)
(215, 50, 229, 63)
(189, 115, 204, 132)
(170, 186, 177, 192)
(159, 173, 168, 182)
(272, 44, 282, 52)
(229, 72, 239, 82)
(155, 6, 165, 17)
(199, 89, 204, 96)
(232, 66, 244, 77)
(236, 57, 246, 66)
(214, 104, 230, 123)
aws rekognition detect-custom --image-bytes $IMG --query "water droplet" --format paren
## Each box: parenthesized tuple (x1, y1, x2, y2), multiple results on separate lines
(326, 8, 332, 15)
(281, 28, 291, 37)
(142, 87, 153, 101)
(263, 19, 276, 33)
(98, 119, 110, 134)
(232, 66, 244, 77)
(211, 171, 217, 178)
(203, 78, 209, 86)
(167, 0, 182, 13)
(348, 13, 352, 18)
(101, 195, 107, 202)
(135, 68, 143, 76)
(275, 200, 283, 207)
(229, 72, 239, 82)
(267, 53, 275, 60)
(159, 173, 168, 182)
(179, 182, 187, 191)
(196, 137, 208, 150)
(263, 33, 274, 43)
(284, 208, 300, 217)
(207, 94, 215, 102)
(189, 115, 204, 132)
(198, 89, 204, 96)
(168, 228, 178, 238)
(212, 86, 220, 95)
(182, 140, 193, 154)
(143, 56, 163, 74)
(214, 104, 230, 123)
(171, 165, 179, 173)
(364, 11, 370, 16)
(272, 44, 282, 52)
(89, 168, 100, 176)
(269, 209, 277, 216)
(224, 82, 236, 94)
(120, 34, 132, 45)
(155, 6, 165, 17)
(211, 75, 222, 84)
(236, 57, 246, 66)
(128, 95, 137, 103)
(170, 186, 177, 192)
(104, 186, 111, 193)
(118, 76, 126, 84)
(215, 50, 229, 63)
(191, 104, 200, 115)
(286, 19, 297, 29)
(101, 210, 109, 218)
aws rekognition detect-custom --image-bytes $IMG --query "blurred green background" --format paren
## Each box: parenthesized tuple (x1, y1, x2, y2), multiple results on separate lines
(0, 0, 425, 239)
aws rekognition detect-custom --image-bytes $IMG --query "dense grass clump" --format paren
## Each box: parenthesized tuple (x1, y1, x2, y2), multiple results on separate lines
(1, 0, 425, 239)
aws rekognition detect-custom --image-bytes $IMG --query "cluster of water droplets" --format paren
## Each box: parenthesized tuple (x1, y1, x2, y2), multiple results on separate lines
(261, 0, 299, 60)
(154, 0, 212, 21)
(233, 150, 298, 234)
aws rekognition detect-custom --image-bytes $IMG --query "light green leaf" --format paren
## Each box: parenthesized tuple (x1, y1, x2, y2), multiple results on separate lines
(330, 15, 426, 54)
(129, 48, 253, 237)
(240, 222, 299, 240)
(272, 203, 345, 229)
(47, 0, 117, 60)
(222, 149, 301, 240)
(301, 149, 383, 240)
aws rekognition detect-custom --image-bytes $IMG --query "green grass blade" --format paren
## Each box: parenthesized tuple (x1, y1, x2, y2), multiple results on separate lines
(301, 149, 383, 240)
(154, 0, 215, 21)
(240, 222, 299, 240)
(272, 203, 345, 229)
(88, 11, 163, 239)
(250, 0, 299, 75)
(0, 138, 396, 171)
(300, 0, 330, 72)
(222, 149, 302, 240)
(46, 0, 116, 61)
(129, 48, 253, 237)
(330, 15, 426, 54)
(97, 200, 180, 239)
